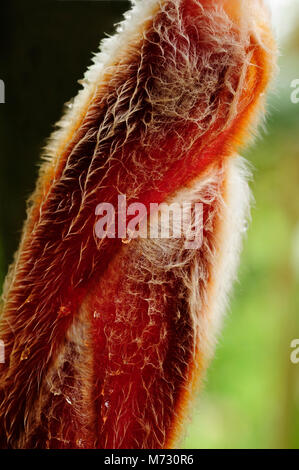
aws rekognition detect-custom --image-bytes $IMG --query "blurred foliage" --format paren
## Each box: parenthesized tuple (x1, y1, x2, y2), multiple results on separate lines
(0, 0, 298, 449)
(183, 13, 299, 449)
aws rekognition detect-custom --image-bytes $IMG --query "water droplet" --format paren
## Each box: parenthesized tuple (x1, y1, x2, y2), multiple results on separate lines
(104, 401, 109, 409)
(76, 439, 84, 448)
(65, 98, 74, 109)
(57, 303, 72, 318)
(65, 396, 72, 405)
(20, 347, 30, 361)
(93, 311, 101, 319)
(242, 220, 249, 233)
(25, 294, 33, 303)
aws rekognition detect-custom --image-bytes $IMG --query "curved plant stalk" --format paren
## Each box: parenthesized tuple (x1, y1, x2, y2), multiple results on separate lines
(0, 0, 276, 449)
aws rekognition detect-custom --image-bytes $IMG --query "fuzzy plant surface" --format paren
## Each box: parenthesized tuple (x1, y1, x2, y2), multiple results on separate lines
(0, 0, 276, 449)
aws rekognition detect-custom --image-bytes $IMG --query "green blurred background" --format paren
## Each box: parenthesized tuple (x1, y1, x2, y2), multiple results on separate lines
(0, 0, 298, 449)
